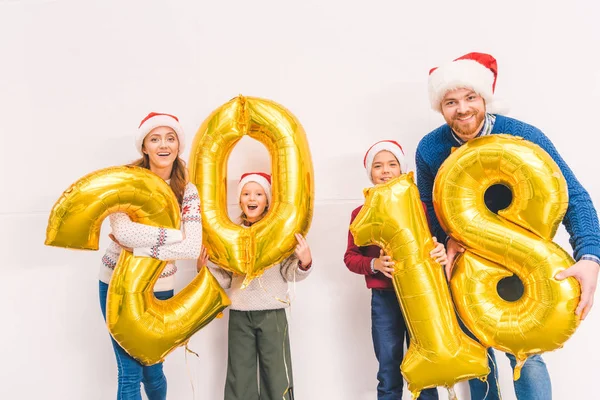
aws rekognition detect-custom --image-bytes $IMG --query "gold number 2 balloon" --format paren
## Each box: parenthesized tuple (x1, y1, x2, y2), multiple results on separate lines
(189, 95, 314, 287)
(433, 134, 580, 379)
(45, 166, 231, 365)
(350, 173, 489, 398)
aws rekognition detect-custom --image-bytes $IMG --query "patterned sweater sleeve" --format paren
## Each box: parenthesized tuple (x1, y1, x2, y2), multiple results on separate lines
(528, 129, 600, 260)
(109, 214, 183, 249)
(280, 254, 312, 282)
(416, 146, 448, 243)
(133, 183, 202, 261)
(101, 241, 124, 270)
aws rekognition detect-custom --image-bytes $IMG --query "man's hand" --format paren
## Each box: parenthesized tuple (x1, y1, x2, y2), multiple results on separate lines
(556, 259, 600, 320)
(444, 238, 465, 281)
(430, 237, 448, 266)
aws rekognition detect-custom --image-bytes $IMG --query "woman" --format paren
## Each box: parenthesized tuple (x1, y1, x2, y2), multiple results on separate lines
(98, 112, 201, 400)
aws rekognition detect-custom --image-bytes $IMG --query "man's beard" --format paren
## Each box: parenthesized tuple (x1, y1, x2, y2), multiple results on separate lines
(450, 110, 485, 138)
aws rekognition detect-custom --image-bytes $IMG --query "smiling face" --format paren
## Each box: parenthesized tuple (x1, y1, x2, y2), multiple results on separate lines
(239, 181, 268, 223)
(370, 150, 401, 185)
(142, 126, 180, 177)
(441, 88, 486, 142)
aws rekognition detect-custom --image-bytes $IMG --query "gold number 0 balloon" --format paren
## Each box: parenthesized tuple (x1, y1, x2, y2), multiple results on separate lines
(189, 96, 314, 286)
(45, 166, 230, 365)
(433, 134, 580, 378)
(351, 173, 488, 399)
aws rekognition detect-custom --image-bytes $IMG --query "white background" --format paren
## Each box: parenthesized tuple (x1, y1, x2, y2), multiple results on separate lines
(1, 1, 599, 399)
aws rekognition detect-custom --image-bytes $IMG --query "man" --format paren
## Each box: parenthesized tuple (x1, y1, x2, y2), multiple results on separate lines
(415, 52, 600, 400)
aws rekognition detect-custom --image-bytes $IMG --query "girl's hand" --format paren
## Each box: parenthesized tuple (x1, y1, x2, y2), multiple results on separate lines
(430, 237, 448, 266)
(109, 233, 133, 253)
(294, 233, 312, 269)
(196, 246, 209, 273)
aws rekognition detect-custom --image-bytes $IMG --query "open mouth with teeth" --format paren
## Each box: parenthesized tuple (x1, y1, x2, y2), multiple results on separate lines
(157, 152, 171, 157)
(247, 205, 258, 210)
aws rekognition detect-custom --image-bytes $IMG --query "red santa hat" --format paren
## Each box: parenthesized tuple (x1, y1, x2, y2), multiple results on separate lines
(363, 140, 408, 184)
(237, 172, 272, 206)
(428, 52, 508, 114)
(136, 112, 185, 155)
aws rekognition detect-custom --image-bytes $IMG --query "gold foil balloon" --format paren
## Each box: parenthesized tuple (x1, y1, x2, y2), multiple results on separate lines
(350, 173, 489, 399)
(433, 134, 580, 379)
(107, 251, 229, 365)
(189, 95, 314, 287)
(45, 166, 230, 365)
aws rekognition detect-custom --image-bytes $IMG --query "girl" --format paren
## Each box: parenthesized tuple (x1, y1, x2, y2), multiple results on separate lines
(343, 140, 447, 400)
(201, 172, 312, 400)
(99, 112, 202, 400)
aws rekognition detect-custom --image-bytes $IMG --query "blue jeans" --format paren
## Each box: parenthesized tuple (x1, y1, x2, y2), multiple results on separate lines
(469, 348, 551, 400)
(371, 289, 438, 400)
(99, 281, 174, 400)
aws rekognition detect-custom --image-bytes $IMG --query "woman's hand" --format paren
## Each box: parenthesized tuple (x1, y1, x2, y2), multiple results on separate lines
(109, 233, 133, 253)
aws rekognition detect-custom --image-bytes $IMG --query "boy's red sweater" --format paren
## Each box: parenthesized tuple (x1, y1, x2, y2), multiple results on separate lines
(343, 203, 430, 290)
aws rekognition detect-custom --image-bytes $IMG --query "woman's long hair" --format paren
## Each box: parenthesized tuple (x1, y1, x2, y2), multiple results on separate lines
(130, 155, 187, 207)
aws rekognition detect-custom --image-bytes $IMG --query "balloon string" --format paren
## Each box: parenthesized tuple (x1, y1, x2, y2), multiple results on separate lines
(254, 263, 298, 399)
(256, 259, 300, 307)
(281, 320, 291, 400)
(447, 386, 458, 400)
(481, 350, 502, 400)
(185, 343, 200, 400)
(257, 276, 290, 306)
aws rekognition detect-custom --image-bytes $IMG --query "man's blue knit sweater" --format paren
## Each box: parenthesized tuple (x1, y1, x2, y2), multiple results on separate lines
(416, 114, 600, 261)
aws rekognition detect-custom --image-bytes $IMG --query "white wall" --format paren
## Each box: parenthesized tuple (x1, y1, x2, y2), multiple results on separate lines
(1, 1, 599, 399)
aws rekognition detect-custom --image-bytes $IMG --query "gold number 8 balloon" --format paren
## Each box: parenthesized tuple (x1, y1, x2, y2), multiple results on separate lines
(189, 96, 314, 287)
(45, 165, 231, 365)
(433, 134, 581, 378)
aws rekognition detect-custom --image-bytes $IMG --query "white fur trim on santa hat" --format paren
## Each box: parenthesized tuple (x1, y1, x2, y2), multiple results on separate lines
(364, 140, 408, 184)
(428, 59, 495, 113)
(237, 173, 272, 206)
(485, 98, 510, 115)
(136, 114, 185, 156)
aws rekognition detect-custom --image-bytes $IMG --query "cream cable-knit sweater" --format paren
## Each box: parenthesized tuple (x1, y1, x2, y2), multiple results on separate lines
(208, 252, 312, 311)
(99, 182, 202, 292)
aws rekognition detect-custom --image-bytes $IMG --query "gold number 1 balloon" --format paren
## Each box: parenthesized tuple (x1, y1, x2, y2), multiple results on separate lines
(350, 173, 488, 398)
(433, 134, 580, 379)
(45, 166, 230, 365)
(189, 95, 314, 287)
